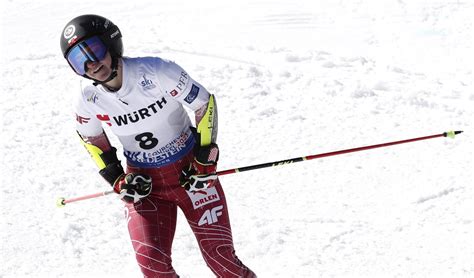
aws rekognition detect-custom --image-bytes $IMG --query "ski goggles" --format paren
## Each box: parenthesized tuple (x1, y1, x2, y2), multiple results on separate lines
(66, 36, 107, 75)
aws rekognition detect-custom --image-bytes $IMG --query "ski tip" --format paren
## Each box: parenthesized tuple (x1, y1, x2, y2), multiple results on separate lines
(56, 197, 66, 208)
(444, 130, 463, 139)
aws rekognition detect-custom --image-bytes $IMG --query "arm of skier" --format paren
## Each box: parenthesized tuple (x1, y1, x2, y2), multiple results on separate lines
(155, 59, 220, 191)
(77, 130, 152, 203)
(75, 95, 151, 203)
(180, 94, 220, 192)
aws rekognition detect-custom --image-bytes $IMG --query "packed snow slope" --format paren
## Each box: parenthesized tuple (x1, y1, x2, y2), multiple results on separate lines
(1, 0, 473, 277)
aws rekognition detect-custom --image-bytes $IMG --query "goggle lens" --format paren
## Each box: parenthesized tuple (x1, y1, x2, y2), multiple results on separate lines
(66, 36, 107, 75)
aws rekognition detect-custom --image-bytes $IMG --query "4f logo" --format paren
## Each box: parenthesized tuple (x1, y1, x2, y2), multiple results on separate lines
(76, 114, 90, 124)
(198, 205, 223, 226)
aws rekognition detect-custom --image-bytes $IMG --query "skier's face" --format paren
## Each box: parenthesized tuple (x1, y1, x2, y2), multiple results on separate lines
(84, 51, 113, 81)
(66, 36, 108, 76)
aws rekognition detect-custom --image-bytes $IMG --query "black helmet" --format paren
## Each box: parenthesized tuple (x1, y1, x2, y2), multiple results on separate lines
(60, 14, 123, 58)
(60, 14, 123, 84)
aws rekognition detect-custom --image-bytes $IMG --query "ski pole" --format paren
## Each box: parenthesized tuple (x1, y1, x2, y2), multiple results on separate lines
(57, 130, 463, 207)
(56, 190, 115, 207)
(216, 130, 463, 176)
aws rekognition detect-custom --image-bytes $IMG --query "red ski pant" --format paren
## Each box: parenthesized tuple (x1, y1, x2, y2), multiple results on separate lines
(125, 152, 256, 278)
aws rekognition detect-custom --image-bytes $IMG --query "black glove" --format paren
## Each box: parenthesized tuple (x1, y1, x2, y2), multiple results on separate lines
(114, 173, 152, 203)
(96, 148, 151, 203)
(180, 143, 219, 192)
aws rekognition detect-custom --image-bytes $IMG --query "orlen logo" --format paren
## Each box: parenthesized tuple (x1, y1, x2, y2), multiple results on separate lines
(186, 187, 220, 209)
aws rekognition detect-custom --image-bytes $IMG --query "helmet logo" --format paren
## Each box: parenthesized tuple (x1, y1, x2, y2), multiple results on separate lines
(110, 30, 120, 39)
(63, 25, 76, 39)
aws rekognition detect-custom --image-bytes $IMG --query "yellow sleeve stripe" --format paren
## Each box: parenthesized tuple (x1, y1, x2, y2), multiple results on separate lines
(79, 136, 107, 170)
(197, 94, 216, 146)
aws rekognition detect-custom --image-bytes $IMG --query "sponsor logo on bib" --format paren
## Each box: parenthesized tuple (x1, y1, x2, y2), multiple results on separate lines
(139, 74, 156, 90)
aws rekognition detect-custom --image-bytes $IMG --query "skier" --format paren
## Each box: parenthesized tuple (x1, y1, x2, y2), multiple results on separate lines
(60, 14, 256, 278)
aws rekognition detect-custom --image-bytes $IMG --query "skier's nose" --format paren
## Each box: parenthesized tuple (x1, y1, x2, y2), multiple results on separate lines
(86, 60, 100, 69)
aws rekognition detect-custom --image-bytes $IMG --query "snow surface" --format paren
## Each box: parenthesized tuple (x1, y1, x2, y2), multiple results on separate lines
(1, 0, 473, 277)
